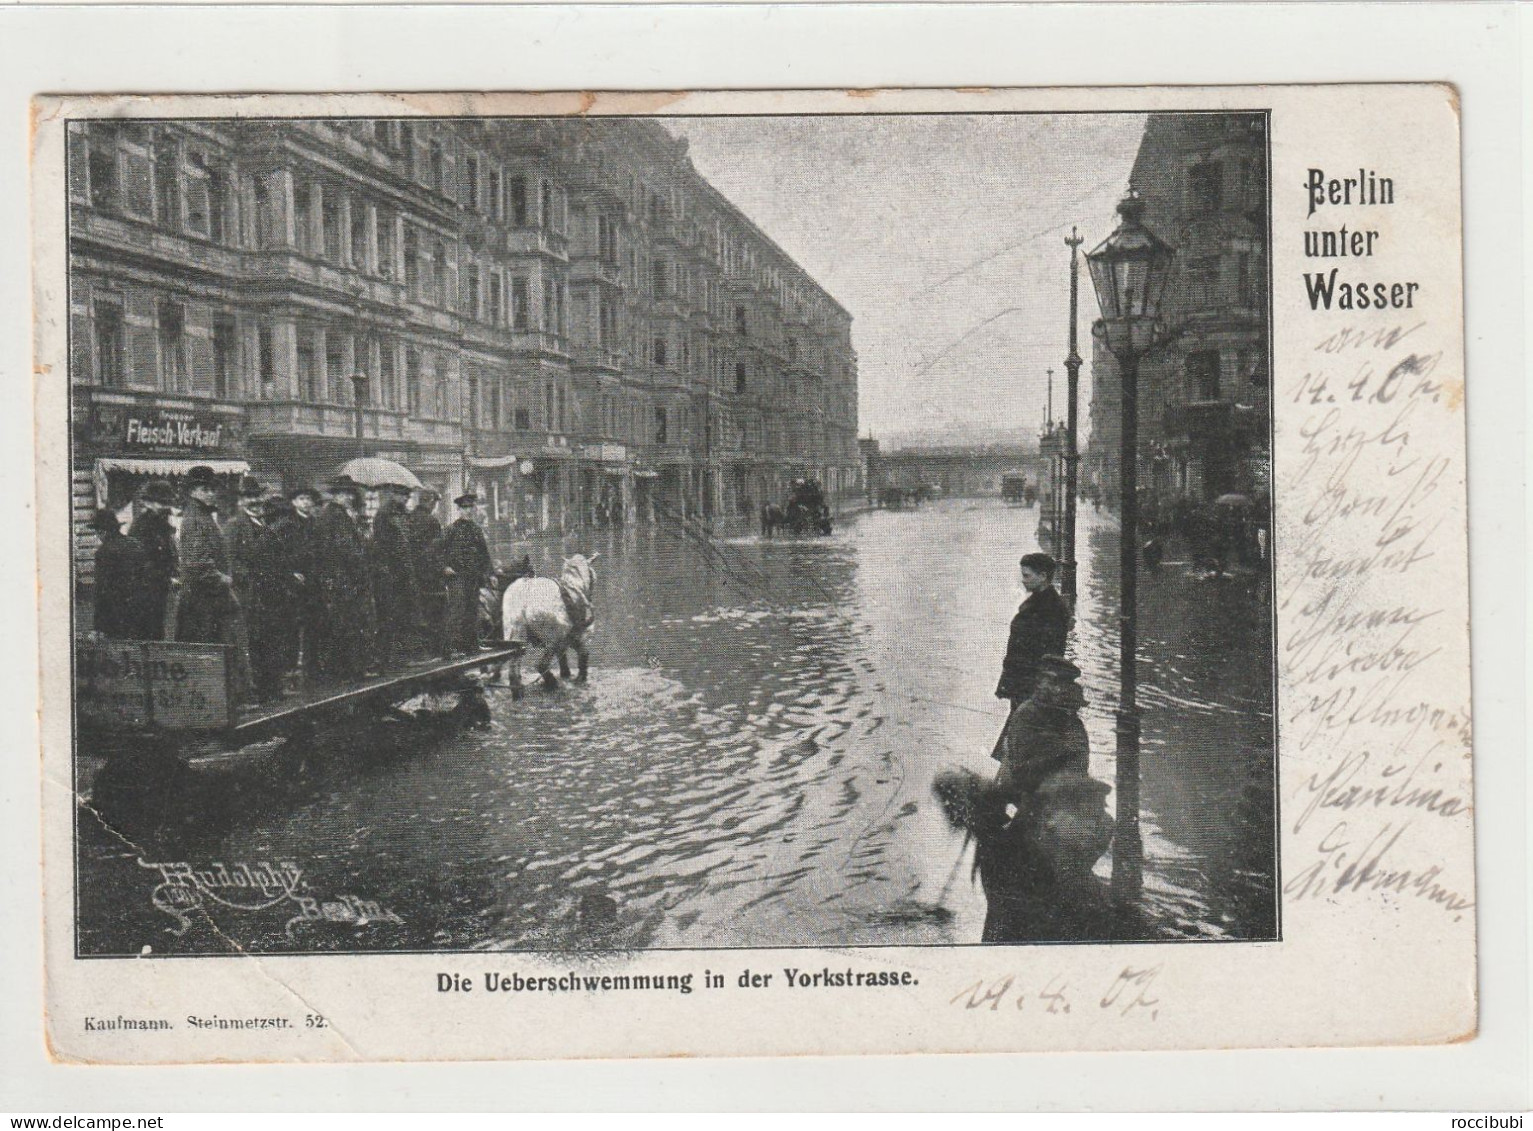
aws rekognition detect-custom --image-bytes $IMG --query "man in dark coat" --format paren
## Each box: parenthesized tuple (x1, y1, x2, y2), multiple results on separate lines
(995, 551, 1071, 711)
(224, 478, 291, 703)
(403, 487, 449, 660)
(174, 465, 236, 645)
(271, 487, 320, 684)
(128, 480, 178, 639)
(442, 492, 493, 656)
(311, 476, 373, 683)
(89, 508, 153, 640)
(362, 485, 417, 671)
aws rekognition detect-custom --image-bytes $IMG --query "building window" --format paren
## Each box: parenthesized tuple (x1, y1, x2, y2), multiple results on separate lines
(652, 336, 667, 368)
(1237, 251, 1257, 306)
(207, 169, 231, 244)
(257, 326, 275, 399)
(540, 181, 553, 230)
(488, 273, 503, 327)
(350, 205, 369, 270)
(93, 301, 125, 388)
(378, 341, 397, 408)
(432, 242, 448, 307)
(184, 159, 211, 238)
(322, 193, 342, 262)
(405, 348, 420, 414)
(557, 384, 567, 432)
(1186, 350, 1222, 402)
(120, 141, 154, 218)
(464, 264, 481, 320)
(467, 154, 481, 211)
(297, 329, 319, 403)
(511, 277, 530, 331)
(153, 137, 180, 229)
(156, 301, 187, 392)
(293, 183, 314, 254)
(212, 317, 237, 399)
(514, 406, 530, 431)
(467, 369, 480, 430)
(654, 406, 668, 445)
(491, 167, 504, 221)
(88, 136, 118, 211)
(435, 363, 450, 421)
(735, 362, 747, 393)
(734, 305, 748, 336)
(377, 208, 395, 278)
(1188, 161, 1223, 213)
(544, 383, 555, 432)
(651, 258, 669, 296)
(325, 335, 346, 405)
(429, 139, 445, 195)
(404, 226, 420, 295)
(1186, 255, 1223, 308)
(509, 175, 528, 227)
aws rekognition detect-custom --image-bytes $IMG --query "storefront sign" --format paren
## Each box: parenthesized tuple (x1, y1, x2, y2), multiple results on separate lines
(76, 639, 234, 731)
(90, 404, 243, 457)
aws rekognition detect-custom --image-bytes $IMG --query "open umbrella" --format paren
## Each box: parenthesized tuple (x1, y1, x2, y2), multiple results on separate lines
(334, 457, 422, 490)
(1214, 492, 1252, 507)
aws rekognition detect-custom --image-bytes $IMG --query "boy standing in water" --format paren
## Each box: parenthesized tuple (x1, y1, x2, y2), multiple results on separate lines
(995, 551, 1071, 712)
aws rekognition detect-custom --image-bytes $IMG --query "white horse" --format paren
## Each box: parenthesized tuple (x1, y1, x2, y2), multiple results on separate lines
(500, 554, 598, 691)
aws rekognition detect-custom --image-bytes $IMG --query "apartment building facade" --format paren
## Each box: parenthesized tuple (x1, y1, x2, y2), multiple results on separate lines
(67, 116, 859, 575)
(1086, 112, 1270, 507)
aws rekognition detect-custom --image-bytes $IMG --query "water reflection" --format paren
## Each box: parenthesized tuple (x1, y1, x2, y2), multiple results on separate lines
(77, 499, 1275, 954)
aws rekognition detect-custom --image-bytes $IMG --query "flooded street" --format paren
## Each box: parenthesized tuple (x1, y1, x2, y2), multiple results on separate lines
(78, 498, 1275, 955)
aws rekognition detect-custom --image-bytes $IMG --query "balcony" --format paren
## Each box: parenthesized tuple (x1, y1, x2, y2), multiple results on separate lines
(647, 442, 694, 466)
(246, 251, 410, 308)
(570, 256, 623, 287)
(71, 209, 245, 277)
(1161, 399, 1260, 444)
(651, 294, 687, 322)
(571, 344, 625, 374)
(505, 227, 569, 259)
(247, 400, 411, 443)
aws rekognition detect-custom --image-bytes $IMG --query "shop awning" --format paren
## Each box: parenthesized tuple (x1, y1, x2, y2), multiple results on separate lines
(93, 457, 249, 507)
(467, 456, 520, 469)
(96, 457, 250, 478)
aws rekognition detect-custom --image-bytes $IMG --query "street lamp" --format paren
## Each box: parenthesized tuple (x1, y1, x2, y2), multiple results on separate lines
(350, 371, 369, 459)
(1085, 188, 1175, 913)
(1061, 227, 1085, 611)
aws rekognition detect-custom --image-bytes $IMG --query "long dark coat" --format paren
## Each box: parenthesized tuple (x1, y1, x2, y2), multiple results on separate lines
(271, 508, 318, 673)
(441, 517, 492, 652)
(225, 508, 291, 699)
(127, 507, 176, 639)
(174, 497, 233, 645)
(92, 527, 154, 640)
(365, 498, 417, 665)
(312, 501, 373, 681)
(403, 508, 448, 657)
(995, 585, 1070, 705)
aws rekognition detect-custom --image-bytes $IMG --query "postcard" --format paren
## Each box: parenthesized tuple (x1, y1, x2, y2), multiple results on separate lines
(32, 84, 1472, 1062)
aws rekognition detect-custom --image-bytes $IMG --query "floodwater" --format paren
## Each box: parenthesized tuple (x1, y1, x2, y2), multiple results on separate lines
(77, 498, 1276, 955)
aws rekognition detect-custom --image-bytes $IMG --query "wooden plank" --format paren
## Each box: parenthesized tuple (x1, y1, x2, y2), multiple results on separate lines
(227, 645, 524, 745)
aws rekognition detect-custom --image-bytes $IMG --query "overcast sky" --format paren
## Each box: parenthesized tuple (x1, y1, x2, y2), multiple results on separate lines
(669, 113, 1146, 446)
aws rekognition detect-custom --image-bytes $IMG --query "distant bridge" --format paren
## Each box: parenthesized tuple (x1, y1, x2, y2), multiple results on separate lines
(866, 443, 1043, 499)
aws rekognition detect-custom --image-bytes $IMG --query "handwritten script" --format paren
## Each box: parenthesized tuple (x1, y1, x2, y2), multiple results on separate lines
(1279, 321, 1474, 919)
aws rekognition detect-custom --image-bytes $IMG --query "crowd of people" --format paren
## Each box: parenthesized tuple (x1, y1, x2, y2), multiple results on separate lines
(87, 465, 498, 706)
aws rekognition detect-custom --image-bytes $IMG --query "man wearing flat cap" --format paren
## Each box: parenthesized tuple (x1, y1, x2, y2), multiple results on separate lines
(128, 480, 178, 639)
(441, 491, 492, 656)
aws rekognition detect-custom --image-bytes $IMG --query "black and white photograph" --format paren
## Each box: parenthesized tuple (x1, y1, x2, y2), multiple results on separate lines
(64, 110, 1279, 958)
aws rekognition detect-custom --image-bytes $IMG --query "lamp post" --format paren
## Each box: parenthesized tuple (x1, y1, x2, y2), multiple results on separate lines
(1085, 188, 1175, 912)
(1061, 227, 1085, 610)
(350, 371, 369, 459)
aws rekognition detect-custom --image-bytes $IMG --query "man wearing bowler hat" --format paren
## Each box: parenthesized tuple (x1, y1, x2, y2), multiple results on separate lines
(441, 491, 493, 656)
(311, 475, 373, 683)
(224, 477, 289, 703)
(272, 487, 321, 684)
(129, 480, 179, 640)
(174, 465, 236, 645)
(404, 486, 449, 660)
